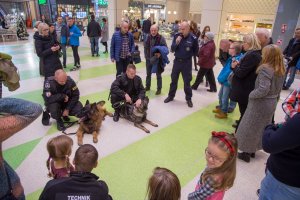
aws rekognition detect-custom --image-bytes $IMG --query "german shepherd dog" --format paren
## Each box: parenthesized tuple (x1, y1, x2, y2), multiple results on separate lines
(120, 96, 158, 133)
(76, 100, 113, 146)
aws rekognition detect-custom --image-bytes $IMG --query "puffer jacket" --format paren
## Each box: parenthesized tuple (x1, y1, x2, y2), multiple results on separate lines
(34, 32, 62, 77)
(198, 40, 216, 69)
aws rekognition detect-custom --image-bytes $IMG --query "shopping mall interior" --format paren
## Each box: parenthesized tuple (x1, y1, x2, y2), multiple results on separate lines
(0, 0, 300, 199)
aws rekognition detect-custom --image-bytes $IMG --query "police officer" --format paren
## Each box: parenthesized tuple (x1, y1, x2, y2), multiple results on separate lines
(110, 64, 145, 122)
(164, 21, 199, 107)
(43, 69, 83, 131)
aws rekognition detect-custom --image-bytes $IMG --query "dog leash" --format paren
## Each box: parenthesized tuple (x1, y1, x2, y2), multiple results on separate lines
(61, 120, 78, 135)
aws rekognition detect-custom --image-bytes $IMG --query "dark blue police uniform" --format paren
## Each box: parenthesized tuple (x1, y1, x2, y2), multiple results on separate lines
(167, 33, 199, 102)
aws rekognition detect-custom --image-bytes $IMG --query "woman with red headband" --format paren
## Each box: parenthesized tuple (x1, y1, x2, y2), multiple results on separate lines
(188, 131, 238, 200)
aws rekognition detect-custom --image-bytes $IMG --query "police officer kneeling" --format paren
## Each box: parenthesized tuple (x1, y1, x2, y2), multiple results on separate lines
(43, 69, 83, 131)
(110, 64, 146, 122)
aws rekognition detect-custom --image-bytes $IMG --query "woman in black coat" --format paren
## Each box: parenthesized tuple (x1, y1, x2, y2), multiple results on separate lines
(230, 33, 262, 129)
(34, 23, 62, 78)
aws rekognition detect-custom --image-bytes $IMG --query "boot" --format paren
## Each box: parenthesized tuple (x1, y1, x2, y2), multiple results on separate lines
(155, 89, 161, 95)
(238, 152, 251, 163)
(113, 111, 120, 122)
(42, 110, 50, 126)
(215, 111, 228, 119)
(57, 119, 66, 131)
(212, 107, 221, 113)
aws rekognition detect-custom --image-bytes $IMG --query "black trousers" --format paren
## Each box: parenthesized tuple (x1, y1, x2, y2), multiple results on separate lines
(235, 101, 248, 131)
(193, 55, 198, 69)
(101, 42, 108, 52)
(168, 58, 193, 101)
(110, 93, 138, 112)
(47, 101, 83, 120)
(146, 59, 162, 90)
(116, 57, 131, 76)
(71, 45, 80, 66)
(192, 67, 216, 91)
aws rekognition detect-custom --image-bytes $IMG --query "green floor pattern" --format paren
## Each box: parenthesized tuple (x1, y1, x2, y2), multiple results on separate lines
(25, 103, 238, 199)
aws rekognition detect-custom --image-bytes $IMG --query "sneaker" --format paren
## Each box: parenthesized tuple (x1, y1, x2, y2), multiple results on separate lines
(70, 67, 78, 71)
(92, 54, 94, 57)
(187, 100, 193, 108)
(155, 89, 161, 95)
(215, 111, 228, 119)
(238, 152, 251, 163)
(96, 53, 99, 57)
(113, 112, 120, 122)
(57, 119, 66, 131)
(207, 89, 217, 92)
(228, 108, 234, 113)
(42, 110, 50, 126)
(191, 85, 198, 90)
(145, 86, 150, 91)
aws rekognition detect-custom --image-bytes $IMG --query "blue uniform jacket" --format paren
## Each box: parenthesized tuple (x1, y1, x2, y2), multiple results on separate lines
(171, 33, 199, 59)
(217, 53, 243, 87)
(110, 31, 135, 62)
(151, 46, 170, 73)
(69, 25, 82, 46)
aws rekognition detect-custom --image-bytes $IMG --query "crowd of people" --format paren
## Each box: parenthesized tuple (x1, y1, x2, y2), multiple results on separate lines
(0, 13, 300, 200)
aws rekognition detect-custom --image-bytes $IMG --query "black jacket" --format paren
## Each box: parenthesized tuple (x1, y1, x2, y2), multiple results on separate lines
(142, 19, 151, 34)
(110, 74, 145, 100)
(263, 113, 300, 188)
(283, 38, 300, 67)
(34, 32, 62, 77)
(43, 76, 80, 111)
(230, 50, 262, 104)
(87, 20, 101, 37)
(39, 172, 112, 200)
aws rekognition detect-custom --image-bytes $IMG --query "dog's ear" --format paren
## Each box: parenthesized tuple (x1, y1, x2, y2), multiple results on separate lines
(97, 100, 105, 106)
(92, 103, 99, 111)
(85, 100, 90, 106)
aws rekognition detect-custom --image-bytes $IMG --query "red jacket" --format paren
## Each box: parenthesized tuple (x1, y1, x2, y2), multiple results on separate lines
(198, 40, 216, 69)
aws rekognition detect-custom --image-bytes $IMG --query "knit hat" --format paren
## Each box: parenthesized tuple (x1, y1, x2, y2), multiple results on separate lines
(205, 32, 214, 40)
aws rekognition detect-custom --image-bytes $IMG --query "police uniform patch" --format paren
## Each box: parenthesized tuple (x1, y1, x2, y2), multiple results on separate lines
(46, 92, 51, 97)
(45, 82, 50, 89)
(186, 47, 190, 51)
(72, 86, 78, 91)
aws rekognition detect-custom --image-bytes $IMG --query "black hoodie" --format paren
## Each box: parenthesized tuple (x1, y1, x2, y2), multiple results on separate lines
(34, 31, 62, 77)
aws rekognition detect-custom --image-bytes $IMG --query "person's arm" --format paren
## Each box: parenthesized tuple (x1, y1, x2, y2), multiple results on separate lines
(130, 34, 135, 54)
(65, 79, 80, 111)
(98, 24, 102, 37)
(232, 52, 261, 78)
(110, 77, 126, 99)
(137, 77, 145, 99)
(0, 98, 42, 142)
(249, 66, 272, 99)
(170, 35, 178, 52)
(188, 177, 216, 200)
(283, 40, 291, 55)
(72, 26, 82, 37)
(282, 89, 299, 118)
(87, 23, 90, 37)
(42, 80, 65, 104)
(262, 114, 300, 153)
(193, 37, 200, 57)
(110, 33, 115, 60)
(160, 36, 167, 47)
(35, 40, 54, 58)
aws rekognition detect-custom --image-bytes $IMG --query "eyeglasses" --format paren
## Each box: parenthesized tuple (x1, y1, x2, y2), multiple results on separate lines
(205, 148, 227, 163)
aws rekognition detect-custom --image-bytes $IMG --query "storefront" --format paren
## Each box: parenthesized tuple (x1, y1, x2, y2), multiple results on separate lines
(0, 0, 37, 27)
(220, 13, 274, 41)
(143, 3, 166, 24)
(38, 0, 108, 23)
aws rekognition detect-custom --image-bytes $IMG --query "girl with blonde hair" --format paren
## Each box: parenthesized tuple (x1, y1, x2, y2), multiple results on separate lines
(236, 44, 285, 162)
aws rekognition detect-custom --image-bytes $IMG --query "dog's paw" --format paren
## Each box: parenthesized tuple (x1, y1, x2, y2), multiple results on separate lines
(145, 130, 150, 134)
(93, 138, 98, 143)
(78, 141, 83, 146)
(154, 124, 158, 127)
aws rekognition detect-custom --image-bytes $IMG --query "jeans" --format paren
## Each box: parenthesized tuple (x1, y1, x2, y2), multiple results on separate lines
(218, 85, 236, 113)
(259, 170, 300, 200)
(116, 57, 131, 76)
(284, 66, 297, 88)
(146, 59, 162, 90)
(71, 45, 80, 66)
(89, 37, 99, 55)
(61, 44, 67, 66)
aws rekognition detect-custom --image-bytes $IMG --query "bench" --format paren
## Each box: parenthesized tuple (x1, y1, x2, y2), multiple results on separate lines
(0, 33, 18, 42)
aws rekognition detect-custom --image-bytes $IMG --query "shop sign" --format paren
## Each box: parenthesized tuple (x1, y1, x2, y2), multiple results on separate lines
(144, 4, 165, 9)
(98, 0, 108, 6)
(38, 0, 47, 5)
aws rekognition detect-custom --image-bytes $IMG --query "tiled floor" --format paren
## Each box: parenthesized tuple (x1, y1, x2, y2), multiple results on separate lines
(1, 30, 298, 200)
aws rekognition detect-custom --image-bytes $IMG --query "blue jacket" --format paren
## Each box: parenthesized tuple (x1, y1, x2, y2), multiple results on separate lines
(151, 46, 170, 73)
(110, 31, 135, 62)
(217, 53, 243, 87)
(69, 25, 82, 46)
